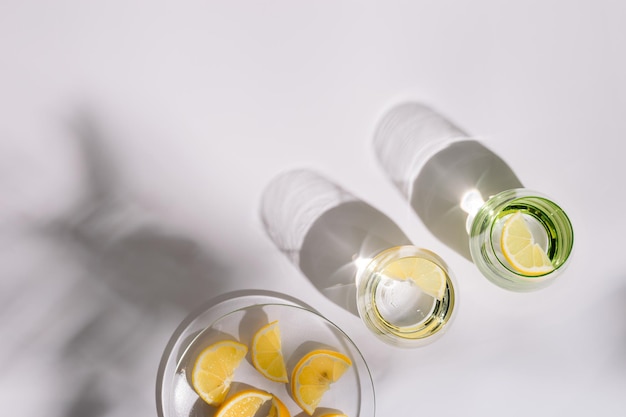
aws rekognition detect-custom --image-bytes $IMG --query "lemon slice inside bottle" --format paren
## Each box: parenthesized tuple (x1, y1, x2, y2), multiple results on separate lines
(380, 256, 447, 300)
(500, 211, 554, 276)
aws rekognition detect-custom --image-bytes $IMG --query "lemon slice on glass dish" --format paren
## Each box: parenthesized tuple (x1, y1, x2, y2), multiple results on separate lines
(214, 389, 290, 417)
(380, 256, 446, 300)
(251, 320, 289, 383)
(290, 349, 352, 415)
(191, 340, 248, 406)
(267, 394, 290, 417)
(500, 211, 554, 276)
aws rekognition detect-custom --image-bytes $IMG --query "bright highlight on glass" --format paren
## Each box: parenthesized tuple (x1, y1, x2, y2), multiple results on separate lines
(356, 246, 456, 346)
(469, 189, 574, 292)
(260, 170, 457, 347)
(374, 102, 574, 291)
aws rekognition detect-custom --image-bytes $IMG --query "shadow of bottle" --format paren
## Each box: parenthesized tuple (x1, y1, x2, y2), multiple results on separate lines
(260, 169, 411, 317)
(373, 102, 523, 261)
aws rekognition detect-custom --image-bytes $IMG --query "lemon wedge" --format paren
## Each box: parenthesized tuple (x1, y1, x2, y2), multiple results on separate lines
(191, 340, 248, 406)
(214, 389, 291, 417)
(501, 211, 554, 276)
(268, 394, 290, 417)
(251, 320, 289, 383)
(380, 256, 447, 300)
(290, 349, 352, 415)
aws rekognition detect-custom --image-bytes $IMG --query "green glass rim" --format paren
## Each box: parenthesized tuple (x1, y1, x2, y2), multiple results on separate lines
(469, 188, 574, 291)
(490, 195, 574, 278)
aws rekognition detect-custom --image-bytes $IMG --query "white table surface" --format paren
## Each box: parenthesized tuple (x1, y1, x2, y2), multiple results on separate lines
(2, 1, 625, 416)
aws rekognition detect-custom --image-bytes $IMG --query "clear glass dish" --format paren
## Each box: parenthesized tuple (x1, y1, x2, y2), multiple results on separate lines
(156, 290, 375, 417)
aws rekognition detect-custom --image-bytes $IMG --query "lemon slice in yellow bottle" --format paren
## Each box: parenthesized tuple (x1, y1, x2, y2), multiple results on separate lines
(380, 256, 446, 300)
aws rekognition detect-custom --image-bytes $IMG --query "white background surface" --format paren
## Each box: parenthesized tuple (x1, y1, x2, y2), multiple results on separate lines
(1, 1, 626, 416)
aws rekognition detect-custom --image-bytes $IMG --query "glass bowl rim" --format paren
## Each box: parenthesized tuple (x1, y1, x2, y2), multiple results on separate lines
(155, 289, 375, 417)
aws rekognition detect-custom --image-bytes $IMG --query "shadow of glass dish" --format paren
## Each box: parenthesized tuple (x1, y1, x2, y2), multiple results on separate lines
(27, 110, 231, 417)
(260, 169, 411, 317)
(373, 102, 523, 261)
